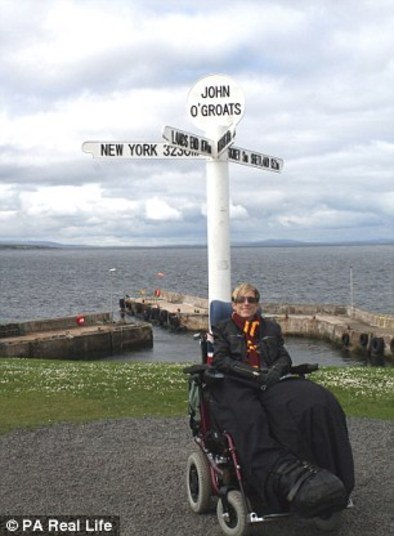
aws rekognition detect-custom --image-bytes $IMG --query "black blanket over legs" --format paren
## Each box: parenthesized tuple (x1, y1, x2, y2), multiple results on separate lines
(210, 376, 355, 510)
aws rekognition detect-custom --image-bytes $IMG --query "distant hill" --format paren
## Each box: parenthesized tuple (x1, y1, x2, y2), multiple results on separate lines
(1, 238, 393, 250)
(234, 239, 306, 247)
(234, 238, 394, 247)
(0, 240, 81, 249)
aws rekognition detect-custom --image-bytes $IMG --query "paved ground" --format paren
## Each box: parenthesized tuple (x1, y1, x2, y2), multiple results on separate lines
(0, 417, 392, 536)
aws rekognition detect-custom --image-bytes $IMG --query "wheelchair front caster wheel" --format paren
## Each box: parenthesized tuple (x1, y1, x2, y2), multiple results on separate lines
(313, 510, 342, 531)
(217, 490, 250, 536)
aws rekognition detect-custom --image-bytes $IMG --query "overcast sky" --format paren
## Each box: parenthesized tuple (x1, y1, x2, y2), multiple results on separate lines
(1, 0, 393, 246)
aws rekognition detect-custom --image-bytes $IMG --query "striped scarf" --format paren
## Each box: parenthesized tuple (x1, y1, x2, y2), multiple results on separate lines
(232, 313, 261, 368)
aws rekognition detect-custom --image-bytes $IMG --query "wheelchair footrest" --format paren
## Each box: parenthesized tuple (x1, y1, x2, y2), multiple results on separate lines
(249, 511, 292, 523)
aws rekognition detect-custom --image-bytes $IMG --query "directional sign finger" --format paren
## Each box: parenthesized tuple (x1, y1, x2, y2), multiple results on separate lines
(227, 145, 283, 173)
(162, 126, 215, 158)
(216, 125, 236, 156)
(162, 125, 236, 159)
(82, 141, 206, 159)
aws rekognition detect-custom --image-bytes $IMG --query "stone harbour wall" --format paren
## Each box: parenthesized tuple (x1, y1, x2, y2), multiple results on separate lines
(126, 291, 394, 362)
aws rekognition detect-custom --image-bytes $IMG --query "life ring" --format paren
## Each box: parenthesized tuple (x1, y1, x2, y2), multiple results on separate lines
(154, 288, 161, 297)
(341, 333, 350, 347)
(76, 315, 85, 326)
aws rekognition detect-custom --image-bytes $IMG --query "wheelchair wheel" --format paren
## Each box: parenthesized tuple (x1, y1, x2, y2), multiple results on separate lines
(217, 490, 250, 536)
(313, 511, 342, 531)
(186, 450, 212, 513)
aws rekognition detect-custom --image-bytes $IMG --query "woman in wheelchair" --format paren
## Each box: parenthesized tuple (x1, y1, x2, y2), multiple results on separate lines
(210, 282, 354, 519)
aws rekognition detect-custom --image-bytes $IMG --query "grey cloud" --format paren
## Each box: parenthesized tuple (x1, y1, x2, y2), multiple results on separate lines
(0, 0, 393, 245)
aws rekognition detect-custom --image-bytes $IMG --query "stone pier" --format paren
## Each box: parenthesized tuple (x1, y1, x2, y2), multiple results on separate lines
(0, 312, 152, 360)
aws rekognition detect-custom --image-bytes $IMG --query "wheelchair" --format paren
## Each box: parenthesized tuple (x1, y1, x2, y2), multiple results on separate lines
(183, 301, 352, 536)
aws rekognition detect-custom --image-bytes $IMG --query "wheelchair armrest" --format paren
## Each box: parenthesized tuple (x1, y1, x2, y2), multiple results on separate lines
(290, 363, 319, 375)
(183, 364, 209, 375)
(204, 368, 225, 380)
(183, 364, 225, 389)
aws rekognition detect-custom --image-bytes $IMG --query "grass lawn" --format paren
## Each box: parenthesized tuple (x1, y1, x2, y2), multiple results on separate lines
(0, 359, 393, 434)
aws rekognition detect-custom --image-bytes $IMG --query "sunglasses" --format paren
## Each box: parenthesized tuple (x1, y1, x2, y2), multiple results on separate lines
(233, 296, 259, 304)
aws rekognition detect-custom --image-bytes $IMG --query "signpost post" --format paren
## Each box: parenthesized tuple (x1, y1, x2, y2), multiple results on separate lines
(186, 74, 245, 305)
(82, 74, 283, 318)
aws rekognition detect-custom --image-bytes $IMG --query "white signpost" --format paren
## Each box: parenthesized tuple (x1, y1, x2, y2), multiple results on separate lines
(82, 74, 283, 312)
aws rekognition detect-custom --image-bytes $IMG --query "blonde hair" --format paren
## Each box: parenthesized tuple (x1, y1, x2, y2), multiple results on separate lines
(231, 282, 260, 302)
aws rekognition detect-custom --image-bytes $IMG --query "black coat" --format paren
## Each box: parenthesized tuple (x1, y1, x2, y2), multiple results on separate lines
(212, 315, 292, 375)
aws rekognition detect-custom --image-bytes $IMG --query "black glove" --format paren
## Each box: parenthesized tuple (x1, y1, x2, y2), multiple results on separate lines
(259, 366, 281, 390)
(227, 360, 266, 381)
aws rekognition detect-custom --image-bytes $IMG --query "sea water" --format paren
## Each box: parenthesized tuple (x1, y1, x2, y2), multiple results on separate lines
(1, 244, 393, 365)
